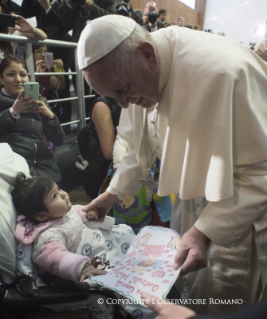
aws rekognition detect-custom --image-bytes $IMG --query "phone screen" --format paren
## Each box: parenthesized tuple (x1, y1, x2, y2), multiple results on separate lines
(45, 52, 54, 70)
(0, 13, 15, 27)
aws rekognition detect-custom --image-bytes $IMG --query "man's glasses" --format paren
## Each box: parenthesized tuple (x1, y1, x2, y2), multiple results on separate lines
(34, 50, 48, 55)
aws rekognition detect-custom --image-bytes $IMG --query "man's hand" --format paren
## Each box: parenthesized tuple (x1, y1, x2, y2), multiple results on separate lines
(82, 191, 118, 221)
(142, 293, 196, 319)
(173, 226, 210, 275)
(37, 0, 50, 11)
(80, 263, 107, 282)
(255, 38, 267, 62)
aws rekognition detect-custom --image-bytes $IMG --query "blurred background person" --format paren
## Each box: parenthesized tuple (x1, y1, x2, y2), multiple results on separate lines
(115, 0, 139, 23)
(77, 95, 121, 200)
(142, 1, 158, 32)
(177, 16, 185, 27)
(157, 9, 170, 29)
(21, 0, 74, 133)
(193, 24, 200, 30)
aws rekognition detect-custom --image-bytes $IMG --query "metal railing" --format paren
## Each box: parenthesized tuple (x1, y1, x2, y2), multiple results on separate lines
(0, 33, 94, 130)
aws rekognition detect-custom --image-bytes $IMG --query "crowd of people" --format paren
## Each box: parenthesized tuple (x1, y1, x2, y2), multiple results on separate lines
(1, 0, 267, 318)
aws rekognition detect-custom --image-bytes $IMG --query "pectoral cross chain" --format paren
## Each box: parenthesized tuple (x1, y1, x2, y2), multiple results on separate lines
(140, 169, 158, 201)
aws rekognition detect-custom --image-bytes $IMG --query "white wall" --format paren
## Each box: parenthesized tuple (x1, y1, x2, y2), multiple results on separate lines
(204, 0, 267, 47)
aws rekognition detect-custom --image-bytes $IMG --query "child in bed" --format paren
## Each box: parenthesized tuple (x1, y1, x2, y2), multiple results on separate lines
(12, 172, 136, 283)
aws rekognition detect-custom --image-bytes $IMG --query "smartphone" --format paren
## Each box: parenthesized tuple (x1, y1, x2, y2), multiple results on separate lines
(45, 52, 54, 70)
(0, 13, 15, 27)
(23, 82, 40, 101)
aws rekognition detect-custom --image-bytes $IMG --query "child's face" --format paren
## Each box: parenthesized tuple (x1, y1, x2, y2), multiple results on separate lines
(43, 184, 72, 220)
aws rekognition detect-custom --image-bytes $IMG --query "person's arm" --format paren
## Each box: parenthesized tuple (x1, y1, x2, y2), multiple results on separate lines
(31, 96, 65, 146)
(61, 1, 77, 33)
(82, 107, 144, 218)
(36, 241, 91, 282)
(38, 0, 69, 34)
(174, 161, 267, 274)
(92, 101, 116, 160)
(10, 14, 47, 40)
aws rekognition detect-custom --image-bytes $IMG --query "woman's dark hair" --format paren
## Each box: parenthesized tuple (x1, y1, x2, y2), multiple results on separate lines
(0, 26, 12, 56)
(0, 55, 28, 77)
(11, 172, 55, 223)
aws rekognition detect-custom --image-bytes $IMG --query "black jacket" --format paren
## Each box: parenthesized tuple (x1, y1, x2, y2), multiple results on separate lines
(21, 0, 68, 40)
(0, 90, 65, 182)
(78, 96, 121, 199)
(62, 0, 115, 42)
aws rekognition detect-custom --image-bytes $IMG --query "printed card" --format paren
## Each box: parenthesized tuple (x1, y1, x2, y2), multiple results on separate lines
(90, 226, 182, 301)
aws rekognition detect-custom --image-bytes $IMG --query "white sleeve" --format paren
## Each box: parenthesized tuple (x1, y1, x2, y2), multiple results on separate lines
(195, 160, 267, 248)
(109, 107, 144, 196)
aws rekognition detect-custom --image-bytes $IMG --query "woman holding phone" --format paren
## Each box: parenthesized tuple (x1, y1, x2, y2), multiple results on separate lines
(33, 44, 65, 98)
(0, 55, 65, 182)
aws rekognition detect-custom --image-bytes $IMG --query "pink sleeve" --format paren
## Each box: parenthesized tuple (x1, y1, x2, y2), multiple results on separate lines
(36, 241, 91, 282)
(72, 205, 88, 223)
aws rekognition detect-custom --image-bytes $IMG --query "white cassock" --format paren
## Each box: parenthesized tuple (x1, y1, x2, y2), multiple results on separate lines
(108, 26, 267, 315)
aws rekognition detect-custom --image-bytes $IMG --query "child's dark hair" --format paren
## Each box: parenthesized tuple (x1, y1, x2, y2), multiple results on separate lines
(11, 172, 55, 222)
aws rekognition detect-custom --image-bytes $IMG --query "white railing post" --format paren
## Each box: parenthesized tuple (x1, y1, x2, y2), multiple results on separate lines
(74, 47, 86, 130)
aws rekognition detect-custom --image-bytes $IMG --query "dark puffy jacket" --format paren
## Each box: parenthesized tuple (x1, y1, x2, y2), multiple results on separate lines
(78, 96, 121, 199)
(0, 90, 65, 181)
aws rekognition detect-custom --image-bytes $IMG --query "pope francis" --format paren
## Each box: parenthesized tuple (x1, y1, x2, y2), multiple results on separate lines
(78, 15, 267, 315)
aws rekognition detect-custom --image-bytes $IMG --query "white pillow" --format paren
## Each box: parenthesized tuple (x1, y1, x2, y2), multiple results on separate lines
(0, 144, 30, 284)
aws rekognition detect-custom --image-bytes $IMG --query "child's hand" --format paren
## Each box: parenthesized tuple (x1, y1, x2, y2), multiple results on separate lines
(86, 209, 100, 221)
(80, 263, 107, 282)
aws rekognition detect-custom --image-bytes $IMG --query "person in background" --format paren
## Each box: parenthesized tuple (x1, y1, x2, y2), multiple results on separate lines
(21, 0, 74, 132)
(157, 9, 170, 29)
(142, 1, 158, 32)
(33, 45, 64, 97)
(0, 55, 64, 182)
(177, 16, 185, 27)
(77, 95, 121, 200)
(0, 13, 47, 61)
(193, 24, 200, 30)
(62, 0, 115, 43)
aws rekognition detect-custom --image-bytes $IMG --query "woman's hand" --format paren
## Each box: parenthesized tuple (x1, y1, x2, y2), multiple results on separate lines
(52, 59, 64, 71)
(86, 210, 100, 221)
(12, 91, 35, 114)
(30, 94, 54, 119)
(80, 263, 107, 282)
(36, 59, 46, 73)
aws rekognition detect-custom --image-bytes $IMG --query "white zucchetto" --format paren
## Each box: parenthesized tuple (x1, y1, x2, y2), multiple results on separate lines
(77, 15, 136, 70)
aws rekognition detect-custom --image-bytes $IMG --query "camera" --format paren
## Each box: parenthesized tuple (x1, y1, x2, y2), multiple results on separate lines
(115, 0, 130, 17)
(145, 11, 158, 24)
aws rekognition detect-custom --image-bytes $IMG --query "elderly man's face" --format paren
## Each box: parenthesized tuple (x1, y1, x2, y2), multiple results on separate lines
(83, 43, 160, 109)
